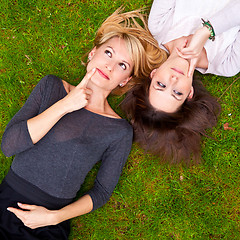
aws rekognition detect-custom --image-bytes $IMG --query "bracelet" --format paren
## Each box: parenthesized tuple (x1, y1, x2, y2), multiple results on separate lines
(201, 18, 215, 41)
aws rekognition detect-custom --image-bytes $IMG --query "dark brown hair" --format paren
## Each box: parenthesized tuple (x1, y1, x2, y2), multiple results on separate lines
(121, 73, 221, 164)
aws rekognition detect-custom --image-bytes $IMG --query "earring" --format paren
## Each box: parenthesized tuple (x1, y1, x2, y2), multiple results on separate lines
(119, 83, 123, 87)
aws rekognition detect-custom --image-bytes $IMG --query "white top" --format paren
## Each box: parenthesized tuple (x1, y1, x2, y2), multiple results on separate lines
(148, 0, 240, 76)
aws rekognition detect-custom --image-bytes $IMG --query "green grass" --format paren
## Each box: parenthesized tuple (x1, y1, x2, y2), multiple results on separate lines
(0, 0, 239, 239)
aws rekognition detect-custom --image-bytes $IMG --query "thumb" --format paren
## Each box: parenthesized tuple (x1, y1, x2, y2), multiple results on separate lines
(177, 39, 188, 52)
(175, 47, 191, 59)
(77, 68, 96, 89)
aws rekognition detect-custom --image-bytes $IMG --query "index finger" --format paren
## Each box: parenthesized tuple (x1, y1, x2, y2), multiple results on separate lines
(7, 207, 24, 217)
(176, 47, 194, 59)
(187, 59, 197, 77)
(77, 68, 96, 89)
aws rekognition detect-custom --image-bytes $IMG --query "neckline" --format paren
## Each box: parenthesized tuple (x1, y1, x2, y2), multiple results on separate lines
(82, 108, 125, 121)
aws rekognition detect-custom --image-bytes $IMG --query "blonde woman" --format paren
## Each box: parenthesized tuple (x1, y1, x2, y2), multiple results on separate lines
(0, 9, 166, 240)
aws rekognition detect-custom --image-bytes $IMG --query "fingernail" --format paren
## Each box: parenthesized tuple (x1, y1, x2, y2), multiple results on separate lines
(17, 202, 22, 206)
(92, 68, 96, 72)
(7, 208, 10, 211)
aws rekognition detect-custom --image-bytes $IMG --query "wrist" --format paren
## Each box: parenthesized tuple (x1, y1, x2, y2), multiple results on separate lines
(57, 98, 72, 115)
(201, 18, 215, 41)
(49, 210, 62, 225)
(202, 26, 211, 39)
(52, 207, 71, 224)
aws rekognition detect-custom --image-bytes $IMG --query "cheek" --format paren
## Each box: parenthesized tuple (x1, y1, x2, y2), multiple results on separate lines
(181, 77, 192, 93)
(86, 58, 95, 72)
(148, 86, 159, 105)
(86, 64, 90, 72)
(114, 68, 131, 79)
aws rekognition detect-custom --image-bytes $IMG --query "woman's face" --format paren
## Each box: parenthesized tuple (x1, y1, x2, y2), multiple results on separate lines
(87, 37, 134, 91)
(148, 55, 194, 113)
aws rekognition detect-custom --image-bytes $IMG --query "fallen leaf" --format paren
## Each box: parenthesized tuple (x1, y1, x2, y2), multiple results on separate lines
(223, 122, 234, 131)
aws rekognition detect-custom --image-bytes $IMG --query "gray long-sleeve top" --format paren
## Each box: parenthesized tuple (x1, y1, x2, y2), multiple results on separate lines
(1, 75, 133, 211)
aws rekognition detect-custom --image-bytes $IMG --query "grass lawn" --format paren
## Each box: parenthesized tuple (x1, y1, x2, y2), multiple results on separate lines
(0, 0, 239, 239)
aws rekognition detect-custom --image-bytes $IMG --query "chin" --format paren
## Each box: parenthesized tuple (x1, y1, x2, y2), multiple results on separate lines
(175, 56, 189, 69)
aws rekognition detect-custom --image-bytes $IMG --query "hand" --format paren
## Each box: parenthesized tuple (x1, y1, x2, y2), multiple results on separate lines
(7, 202, 58, 229)
(176, 27, 210, 77)
(62, 68, 96, 113)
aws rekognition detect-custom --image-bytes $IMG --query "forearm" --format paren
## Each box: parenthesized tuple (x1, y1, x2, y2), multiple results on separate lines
(28, 71, 95, 144)
(53, 194, 93, 224)
(7, 195, 93, 229)
(27, 99, 68, 144)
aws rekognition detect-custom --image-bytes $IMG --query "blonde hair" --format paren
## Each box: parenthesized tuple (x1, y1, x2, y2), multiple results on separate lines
(88, 8, 167, 94)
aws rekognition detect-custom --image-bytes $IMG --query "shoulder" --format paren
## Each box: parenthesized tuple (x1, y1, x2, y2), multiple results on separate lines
(103, 118, 133, 154)
(36, 74, 75, 95)
(36, 74, 63, 91)
(33, 75, 68, 105)
(100, 115, 133, 140)
(113, 119, 133, 141)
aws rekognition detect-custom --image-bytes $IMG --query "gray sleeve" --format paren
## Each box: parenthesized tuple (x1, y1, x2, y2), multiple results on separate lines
(209, 0, 240, 36)
(87, 127, 133, 211)
(1, 76, 49, 157)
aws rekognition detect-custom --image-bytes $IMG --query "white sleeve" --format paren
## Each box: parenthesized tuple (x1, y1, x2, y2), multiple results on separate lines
(148, 0, 176, 42)
(209, 0, 240, 36)
(207, 0, 240, 76)
(211, 31, 240, 76)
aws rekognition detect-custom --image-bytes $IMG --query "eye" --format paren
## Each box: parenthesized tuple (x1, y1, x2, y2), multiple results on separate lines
(157, 81, 166, 88)
(105, 50, 112, 57)
(119, 63, 127, 70)
(173, 90, 183, 96)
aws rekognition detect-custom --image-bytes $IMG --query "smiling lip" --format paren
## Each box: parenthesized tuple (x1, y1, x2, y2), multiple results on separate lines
(171, 68, 184, 75)
(96, 68, 109, 80)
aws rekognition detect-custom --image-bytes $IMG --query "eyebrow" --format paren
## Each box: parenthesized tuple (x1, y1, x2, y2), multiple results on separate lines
(107, 46, 131, 68)
(171, 94, 181, 101)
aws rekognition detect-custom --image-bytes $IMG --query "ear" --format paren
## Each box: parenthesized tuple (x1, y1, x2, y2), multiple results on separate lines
(150, 69, 157, 79)
(187, 86, 194, 100)
(119, 76, 132, 87)
(88, 47, 96, 60)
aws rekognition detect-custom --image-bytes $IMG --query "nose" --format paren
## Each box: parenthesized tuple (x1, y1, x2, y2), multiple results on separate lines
(105, 62, 114, 72)
(170, 75, 178, 82)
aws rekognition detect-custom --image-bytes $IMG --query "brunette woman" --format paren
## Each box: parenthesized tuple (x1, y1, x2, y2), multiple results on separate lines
(122, 0, 240, 163)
